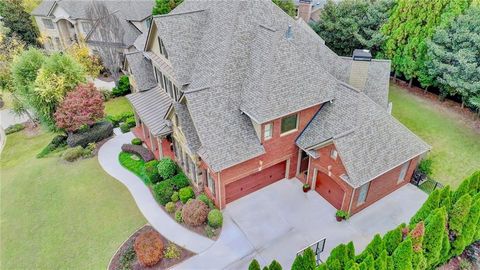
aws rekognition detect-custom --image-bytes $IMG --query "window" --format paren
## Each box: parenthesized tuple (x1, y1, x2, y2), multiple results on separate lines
(42, 18, 54, 29)
(280, 114, 298, 134)
(330, 149, 338, 160)
(207, 170, 216, 196)
(264, 123, 273, 140)
(398, 161, 410, 183)
(81, 22, 92, 34)
(357, 182, 370, 205)
(157, 37, 168, 59)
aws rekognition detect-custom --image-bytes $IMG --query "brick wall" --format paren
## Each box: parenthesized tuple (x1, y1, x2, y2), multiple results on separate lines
(216, 104, 322, 208)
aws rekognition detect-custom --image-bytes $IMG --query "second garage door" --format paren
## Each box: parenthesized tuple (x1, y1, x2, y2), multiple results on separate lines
(225, 161, 287, 204)
(315, 171, 344, 209)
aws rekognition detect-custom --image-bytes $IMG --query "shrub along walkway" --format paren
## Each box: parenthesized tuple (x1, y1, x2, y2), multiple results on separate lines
(98, 132, 214, 253)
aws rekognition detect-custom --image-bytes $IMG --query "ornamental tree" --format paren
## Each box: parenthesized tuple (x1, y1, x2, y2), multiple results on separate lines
(54, 83, 104, 132)
(66, 41, 103, 78)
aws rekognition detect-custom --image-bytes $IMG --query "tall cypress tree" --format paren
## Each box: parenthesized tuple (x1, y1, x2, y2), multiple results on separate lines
(410, 190, 441, 225)
(392, 238, 413, 270)
(423, 207, 447, 267)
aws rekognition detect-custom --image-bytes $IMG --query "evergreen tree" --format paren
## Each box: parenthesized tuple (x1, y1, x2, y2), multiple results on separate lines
(381, 0, 470, 87)
(292, 248, 316, 270)
(438, 186, 452, 212)
(152, 0, 183, 15)
(362, 254, 375, 270)
(438, 231, 451, 265)
(451, 199, 480, 256)
(410, 189, 441, 225)
(425, 6, 480, 104)
(272, 0, 296, 17)
(448, 194, 472, 236)
(0, 0, 39, 46)
(248, 259, 261, 270)
(383, 225, 404, 255)
(374, 250, 388, 270)
(268, 260, 282, 270)
(423, 207, 447, 267)
(392, 238, 413, 270)
(357, 234, 385, 261)
(386, 256, 394, 270)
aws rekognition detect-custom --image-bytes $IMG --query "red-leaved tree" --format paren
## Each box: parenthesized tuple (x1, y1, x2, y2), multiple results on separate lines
(54, 83, 104, 132)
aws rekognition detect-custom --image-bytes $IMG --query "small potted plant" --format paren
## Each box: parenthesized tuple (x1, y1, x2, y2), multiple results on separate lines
(302, 183, 311, 193)
(335, 210, 349, 222)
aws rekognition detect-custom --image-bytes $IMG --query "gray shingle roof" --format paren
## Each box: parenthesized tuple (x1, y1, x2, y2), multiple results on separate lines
(125, 51, 157, 91)
(144, 0, 426, 175)
(173, 102, 201, 154)
(144, 51, 177, 85)
(32, 0, 153, 21)
(296, 84, 431, 187)
(126, 86, 172, 136)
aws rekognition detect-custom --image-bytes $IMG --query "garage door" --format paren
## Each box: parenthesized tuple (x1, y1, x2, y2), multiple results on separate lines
(225, 161, 287, 204)
(315, 172, 344, 209)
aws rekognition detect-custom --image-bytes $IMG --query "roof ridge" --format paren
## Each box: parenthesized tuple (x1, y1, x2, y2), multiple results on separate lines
(152, 9, 205, 18)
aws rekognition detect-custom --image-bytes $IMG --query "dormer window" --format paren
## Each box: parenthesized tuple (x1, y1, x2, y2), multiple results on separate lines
(157, 36, 168, 59)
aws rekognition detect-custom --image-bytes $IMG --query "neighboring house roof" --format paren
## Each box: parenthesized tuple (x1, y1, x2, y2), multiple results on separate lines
(141, 0, 427, 176)
(296, 84, 431, 187)
(125, 51, 157, 91)
(173, 102, 202, 154)
(133, 32, 148, 51)
(126, 86, 172, 136)
(32, 0, 153, 21)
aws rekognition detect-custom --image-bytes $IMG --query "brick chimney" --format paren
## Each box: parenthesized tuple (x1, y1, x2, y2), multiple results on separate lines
(297, 0, 312, 23)
(349, 49, 372, 91)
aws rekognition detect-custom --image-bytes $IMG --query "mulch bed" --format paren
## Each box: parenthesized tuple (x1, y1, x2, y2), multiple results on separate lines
(108, 225, 195, 270)
(392, 79, 480, 133)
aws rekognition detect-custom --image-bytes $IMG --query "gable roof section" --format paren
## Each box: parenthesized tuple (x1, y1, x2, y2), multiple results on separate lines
(125, 51, 157, 91)
(126, 86, 172, 136)
(296, 84, 430, 187)
(173, 102, 201, 154)
(152, 10, 208, 86)
(32, 0, 154, 21)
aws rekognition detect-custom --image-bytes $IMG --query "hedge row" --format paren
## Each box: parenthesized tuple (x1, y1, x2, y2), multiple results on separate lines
(67, 121, 113, 147)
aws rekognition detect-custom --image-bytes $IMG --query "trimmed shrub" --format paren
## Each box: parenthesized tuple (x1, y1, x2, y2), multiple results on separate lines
(134, 230, 164, 267)
(171, 191, 179, 202)
(197, 194, 215, 209)
(157, 158, 177, 180)
(143, 160, 161, 184)
(37, 134, 68, 158)
(163, 243, 181, 260)
(153, 180, 174, 205)
(105, 112, 134, 128)
(132, 138, 142, 145)
(62, 146, 86, 162)
(207, 209, 223, 228)
(374, 250, 388, 270)
(5, 123, 25, 135)
(67, 121, 113, 147)
(269, 260, 282, 270)
(205, 224, 216, 238)
(181, 199, 209, 226)
(292, 247, 316, 270)
(120, 122, 131, 133)
(179, 186, 195, 204)
(424, 207, 447, 267)
(327, 244, 348, 268)
(171, 172, 190, 190)
(249, 259, 261, 270)
(112, 75, 131, 97)
(121, 144, 155, 162)
(165, 202, 176, 214)
(175, 209, 182, 223)
(82, 142, 96, 158)
(392, 238, 413, 270)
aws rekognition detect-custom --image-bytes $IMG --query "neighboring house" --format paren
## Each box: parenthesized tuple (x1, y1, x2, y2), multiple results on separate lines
(31, 0, 153, 53)
(296, 0, 336, 23)
(124, 0, 430, 216)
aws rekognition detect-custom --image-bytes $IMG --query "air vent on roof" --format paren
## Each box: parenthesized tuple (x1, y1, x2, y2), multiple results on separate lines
(285, 24, 293, 40)
(352, 49, 372, 61)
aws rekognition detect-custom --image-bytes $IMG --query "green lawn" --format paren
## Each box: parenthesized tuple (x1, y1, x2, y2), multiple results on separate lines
(389, 83, 480, 187)
(0, 131, 146, 269)
(104, 97, 133, 116)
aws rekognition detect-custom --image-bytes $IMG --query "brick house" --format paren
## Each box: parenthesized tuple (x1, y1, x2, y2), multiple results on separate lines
(124, 0, 430, 215)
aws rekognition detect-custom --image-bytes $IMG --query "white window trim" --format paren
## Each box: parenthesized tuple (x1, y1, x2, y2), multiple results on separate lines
(280, 113, 299, 136)
(264, 122, 273, 140)
(357, 182, 370, 206)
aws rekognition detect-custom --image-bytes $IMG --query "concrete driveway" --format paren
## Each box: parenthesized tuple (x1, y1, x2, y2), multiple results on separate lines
(223, 179, 427, 269)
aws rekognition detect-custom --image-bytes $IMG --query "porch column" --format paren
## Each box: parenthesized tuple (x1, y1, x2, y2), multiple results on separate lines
(157, 137, 164, 158)
(142, 123, 148, 140)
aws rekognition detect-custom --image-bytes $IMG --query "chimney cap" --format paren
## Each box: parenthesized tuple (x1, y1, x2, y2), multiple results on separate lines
(353, 49, 372, 61)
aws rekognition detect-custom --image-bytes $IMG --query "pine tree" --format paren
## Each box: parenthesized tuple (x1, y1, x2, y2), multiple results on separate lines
(392, 238, 413, 270)
(438, 186, 452, 211)
(362, 254, 375, 270)
(383, 225, 404, 255)
(268, 260, 282, 270)
(357, 234, 385, 262)
(451, 199, 480, 256)
(448, 194, 472, 236)
(249, 259, 261, 270)
(386, 256, 394, 270)
(423, 207, 447, 267)
(374, 250, 388, 270)
(410, 189, 441, 225)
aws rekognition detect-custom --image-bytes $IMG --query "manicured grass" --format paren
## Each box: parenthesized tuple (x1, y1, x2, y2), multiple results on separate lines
(389, 83, 480, 187)
(0, 131, 146, 269)
(119, 151, 149, 184)
(104, 97, 133, 116)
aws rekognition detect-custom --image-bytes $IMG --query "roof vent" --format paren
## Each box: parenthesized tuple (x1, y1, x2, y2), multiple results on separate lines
(285, 24, 293, 40)
(352, 49, 372, 61)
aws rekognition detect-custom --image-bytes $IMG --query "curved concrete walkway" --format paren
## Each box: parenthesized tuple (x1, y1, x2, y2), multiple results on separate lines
(98, 132, 215, 253)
